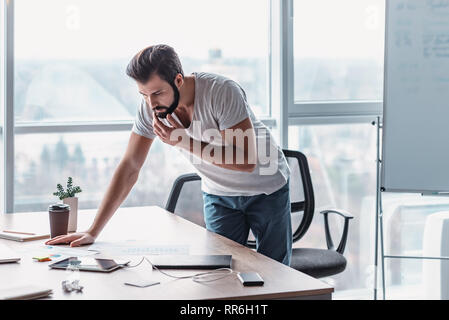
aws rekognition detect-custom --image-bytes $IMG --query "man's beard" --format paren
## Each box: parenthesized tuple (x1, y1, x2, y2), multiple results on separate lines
(154, 82, 180, 119)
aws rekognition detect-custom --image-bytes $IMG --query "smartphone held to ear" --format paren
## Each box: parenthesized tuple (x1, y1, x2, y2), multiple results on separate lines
(237, 272, 264, 286)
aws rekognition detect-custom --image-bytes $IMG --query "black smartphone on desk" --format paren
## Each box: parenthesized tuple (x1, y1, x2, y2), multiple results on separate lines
(237, 272, 264, 286)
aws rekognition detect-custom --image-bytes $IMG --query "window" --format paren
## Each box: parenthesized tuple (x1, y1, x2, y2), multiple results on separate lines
(15, 132, 195, 212)
(14, 0, 270, 124)
(289, 123, 377, 296)
(293, 0, 385, 102)
(11, 0, 270, 211)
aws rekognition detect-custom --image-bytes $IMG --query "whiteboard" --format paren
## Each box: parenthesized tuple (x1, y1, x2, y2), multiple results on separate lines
(382, 0, 449, 193)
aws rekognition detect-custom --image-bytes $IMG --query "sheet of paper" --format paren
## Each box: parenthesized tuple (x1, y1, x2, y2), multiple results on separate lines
(42, 245, 98, 257)
(87, 241, 189, 256)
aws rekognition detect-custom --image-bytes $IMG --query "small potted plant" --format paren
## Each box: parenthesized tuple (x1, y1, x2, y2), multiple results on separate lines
(53, 177, 82, 233)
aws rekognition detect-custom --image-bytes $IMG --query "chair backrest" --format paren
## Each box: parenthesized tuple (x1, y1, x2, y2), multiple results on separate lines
(165, 173, 205, 228)
(165, 150, 315, 245)
(283, 150, 315, 243)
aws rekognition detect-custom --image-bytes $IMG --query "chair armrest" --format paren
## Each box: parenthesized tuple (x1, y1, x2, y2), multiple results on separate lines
(320, 209, 354, 254)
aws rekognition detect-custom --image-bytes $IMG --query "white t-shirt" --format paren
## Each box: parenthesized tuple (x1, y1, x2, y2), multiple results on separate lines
(132, 72, 290, 196)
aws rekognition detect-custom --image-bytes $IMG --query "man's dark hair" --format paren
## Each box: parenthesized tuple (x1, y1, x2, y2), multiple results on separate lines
(126, 44, 184, 84)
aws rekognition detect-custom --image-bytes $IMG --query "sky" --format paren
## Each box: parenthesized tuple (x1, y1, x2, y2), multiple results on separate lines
(13, 0, 385, 61)
(14, 0, 269, 60)
(294, 0, 385, 60)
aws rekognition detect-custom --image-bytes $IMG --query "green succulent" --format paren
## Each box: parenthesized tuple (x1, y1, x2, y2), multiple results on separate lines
(53, 177, 82, 200)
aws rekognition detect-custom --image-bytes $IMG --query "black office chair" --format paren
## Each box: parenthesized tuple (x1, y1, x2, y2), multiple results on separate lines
(165, 149, 354, 278)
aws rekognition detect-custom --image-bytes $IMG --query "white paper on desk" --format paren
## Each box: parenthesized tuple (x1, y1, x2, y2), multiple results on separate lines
(87, 241, 189, 256)
(43, 245, 98, 257)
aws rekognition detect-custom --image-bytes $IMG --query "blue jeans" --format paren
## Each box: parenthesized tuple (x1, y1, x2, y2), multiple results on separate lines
(202, 180, 292, 266)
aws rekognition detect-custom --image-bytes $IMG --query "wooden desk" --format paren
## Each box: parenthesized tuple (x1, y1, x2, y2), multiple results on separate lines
(0, 206, 333, 300)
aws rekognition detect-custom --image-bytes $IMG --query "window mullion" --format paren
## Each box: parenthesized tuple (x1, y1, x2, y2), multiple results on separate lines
(3, 0, 14, 213)
(270, 0, 293, 149)
(289, 101, 383, 118)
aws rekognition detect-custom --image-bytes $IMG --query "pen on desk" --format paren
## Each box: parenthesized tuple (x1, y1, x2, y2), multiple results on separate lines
(2, 230, 36, 235)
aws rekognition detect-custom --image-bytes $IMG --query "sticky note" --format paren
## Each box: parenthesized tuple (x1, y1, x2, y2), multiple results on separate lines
(33, 256, 52, 262)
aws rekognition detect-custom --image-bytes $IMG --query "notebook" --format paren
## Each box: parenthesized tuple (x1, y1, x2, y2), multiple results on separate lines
(0, 285, 52, 300)
(150, 255, 232, 270)
(0, 243, 20, 263)
(0, 231, 49, 242)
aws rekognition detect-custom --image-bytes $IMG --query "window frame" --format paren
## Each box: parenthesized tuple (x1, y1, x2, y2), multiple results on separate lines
(2, 0, 14, 213)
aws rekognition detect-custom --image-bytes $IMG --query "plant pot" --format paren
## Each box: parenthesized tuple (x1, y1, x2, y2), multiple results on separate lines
(63, 197, 78, 232)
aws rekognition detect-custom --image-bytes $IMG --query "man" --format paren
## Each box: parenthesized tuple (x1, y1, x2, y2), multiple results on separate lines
(46, 45, 292, 265)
